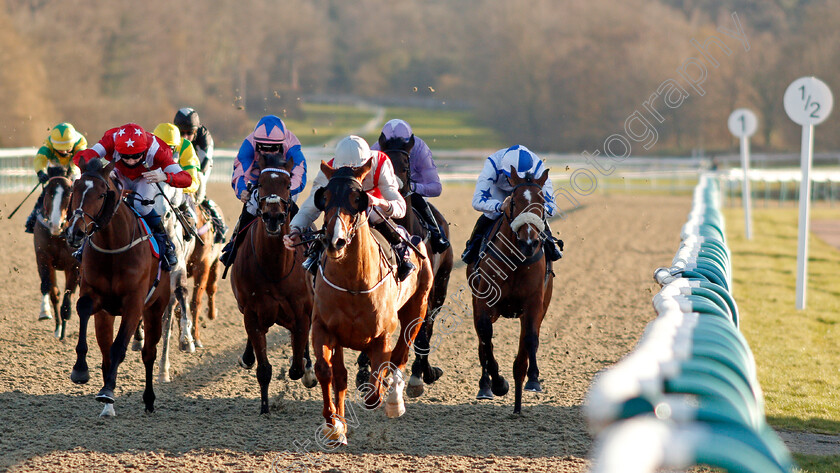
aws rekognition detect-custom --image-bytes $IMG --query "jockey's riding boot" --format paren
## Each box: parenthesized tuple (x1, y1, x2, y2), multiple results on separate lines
(148, 219, 177, 271)
(461, 215, 495, 264)
(543, 221, 563, 261)
(24, 207, 38, 234)
(24, 195, 44, 234)
(412, 193, 450, 253)
(302, 239, 323, 276)
(178, 202, 193, 242)
(373, 220, 416, 281)
(289, 200, 300, 221)
(202, 199, 228, 244)
(220, 210, 257, 267)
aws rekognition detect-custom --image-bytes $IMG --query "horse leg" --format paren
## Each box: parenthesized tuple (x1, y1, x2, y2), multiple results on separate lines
(245, 312, 272, 414)
(37, 258, 54, 321)
(393, 293, 427, 404)
(59, 268, 80, 341)
(312, 317, 346, 446)
(416, 254, 452, 385)
(93, 310, 115, 413)
(301, 341, 317, 388)
(142, 298, 165, 413)
(206, 257, 220, 321)
(288, 312, 315, 388)
(475, 312, 508, 399)
(363, 336, 391, 411)
(331, 347, 349, 432)
(190, 258, 209, 348)
(131, 322, 144, 352)
(157, 298, 175, 383)
(97, 303, 143, 408)
(355, 352, 371, 390)
(239, 339, 255, 369)
(70, 295, 94, 384)
(176, 281, 195, 353)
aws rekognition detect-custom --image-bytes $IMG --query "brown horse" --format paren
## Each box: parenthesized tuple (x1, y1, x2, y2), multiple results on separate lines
(33, 169, 80, 339)
(379, 140, 453, 397)
(466, 167, 554, 414)
(186, 198, 225, 348)
(230, 155, 317, 414)
(311, 160, 433, 446)
(65, 158, 170, 416)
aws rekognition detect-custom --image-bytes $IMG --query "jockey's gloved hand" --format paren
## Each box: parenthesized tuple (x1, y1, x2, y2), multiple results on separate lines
(37, 170, 49, 184)
(142, 168, 168, 184)
(284, 227, 302, 250)
(239, 188, 252, 203)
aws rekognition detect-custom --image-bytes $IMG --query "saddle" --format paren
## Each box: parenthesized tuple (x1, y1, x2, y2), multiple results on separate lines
(369, 227, 398, 269)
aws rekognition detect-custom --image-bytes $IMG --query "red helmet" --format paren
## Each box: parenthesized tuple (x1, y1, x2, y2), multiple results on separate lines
(114, 124, 149, 155)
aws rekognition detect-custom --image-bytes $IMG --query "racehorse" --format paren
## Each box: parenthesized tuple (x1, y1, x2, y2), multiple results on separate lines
(310, 160, 433, 445)
(65, 158, 170, 416)
(466, 167, 554, 414)
(379, 137, 453, 397)
(186, 198, 225, 348)
(33, 167, 80, 339)
(231, 155, 317, 414)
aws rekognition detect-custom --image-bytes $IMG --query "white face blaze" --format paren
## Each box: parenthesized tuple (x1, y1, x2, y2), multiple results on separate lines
(523, 189, 532, 203)
(332, 215, 346, 247)
(48, 186, 64, 235)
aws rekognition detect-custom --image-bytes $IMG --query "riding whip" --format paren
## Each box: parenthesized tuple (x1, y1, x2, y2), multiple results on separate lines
(221, 182, 253, 279)
(144, 164, 204, 245)
(372, 207, 426, 260)
(7, 182, 41, 219)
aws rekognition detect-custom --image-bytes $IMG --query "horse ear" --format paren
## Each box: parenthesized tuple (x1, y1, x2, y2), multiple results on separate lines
(377, 133, 387, 149)
(407, 134, 415, 151)
(508, 165, 521, 184)
(355, 158, 374, 181)
(536, 168, 549, 187)
(313, 187, 327, 211)
(283, 157, 295, 172)
(358, 190, 369, 210)
(103, 160, 115, 176)
(320, 160, 334, 180)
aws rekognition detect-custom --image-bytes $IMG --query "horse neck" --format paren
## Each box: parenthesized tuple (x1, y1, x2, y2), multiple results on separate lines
(327, 220, 381, 282)
(252, 219, 294, 268)
(91, 200, 134, 248)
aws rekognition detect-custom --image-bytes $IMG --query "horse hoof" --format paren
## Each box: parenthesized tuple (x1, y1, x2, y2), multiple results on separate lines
(288, 364, 304, 381)
(476, 388, 494, 400)
(524, 380, 543, 392)
(70, 369, 89, 385)
(53, 328, 61, 339)
(320, 421, 348, 447)
(238, 355, 254, 370)
(131, 339, 143, 351)
(39, 313, 53, 321)
(406, 376, 425, 398)
(355, 369, 370, 390)
(423, 367, 444, 385)
(302, 369, 318, 389)
(194, 339, 204, 349)
(157, 374, 171, 383)
(179, 340, 195, 353)
(96, 389, 115, 404)
(99, 404, 116, 417)
(491, 378, 509, 397)
(385, 401, 406, 418)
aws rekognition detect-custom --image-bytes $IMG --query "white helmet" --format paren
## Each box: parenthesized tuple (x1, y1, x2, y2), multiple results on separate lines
(334, 135, 372, 168)
(500, 145, 543, 178)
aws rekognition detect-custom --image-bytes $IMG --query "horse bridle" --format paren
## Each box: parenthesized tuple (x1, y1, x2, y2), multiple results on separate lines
(255, 167, 292, 222)
(67, 172, 120, 240)
(505, 180, 545, 226)
(384, 148, 411, 195)
(319, 175, 368, 248)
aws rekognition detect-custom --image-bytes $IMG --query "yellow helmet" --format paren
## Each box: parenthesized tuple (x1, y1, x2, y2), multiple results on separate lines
(153, 123, 181, 148)
(49, 123, 80, 152)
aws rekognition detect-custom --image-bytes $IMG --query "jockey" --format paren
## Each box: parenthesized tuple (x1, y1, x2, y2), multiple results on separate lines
(370, 119, 450, 253)
(220, 115, 307, 266)
(153, 123, 201, 242)
(24, 123, 87, 234)
(173, 108, 227, 242)
(461, 145, 564, 264)
(74, 123, 192, 270)
(284, 135, 416, 281)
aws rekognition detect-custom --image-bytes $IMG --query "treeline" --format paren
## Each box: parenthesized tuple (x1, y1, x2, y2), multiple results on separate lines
(0, 0, 838, 153)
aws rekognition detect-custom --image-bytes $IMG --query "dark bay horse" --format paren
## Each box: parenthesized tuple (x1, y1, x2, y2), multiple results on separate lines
(33, 169, 80, 339)
(379, 137, 453, 397)
(231, 155, 316, 414)
(65, 158, 170, 417)
(466, 167, 554, 414)
(311, 160, 433, 446)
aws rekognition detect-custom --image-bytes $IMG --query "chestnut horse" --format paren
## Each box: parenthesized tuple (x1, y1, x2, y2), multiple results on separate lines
(65, 158, 170, 417)
(311, 160, 433, 446)
(466, 168, 554, 414)
(379, 139, 453, 397)
(33, 168, 80, 339)
(186, 198, 225, 347)
(231, 155, 317, 414)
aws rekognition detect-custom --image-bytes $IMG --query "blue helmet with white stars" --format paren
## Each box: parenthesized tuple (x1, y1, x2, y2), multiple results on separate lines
(500, 145, 543, 178)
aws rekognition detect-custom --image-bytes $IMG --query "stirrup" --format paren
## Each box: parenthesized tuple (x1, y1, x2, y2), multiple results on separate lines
(429, 228, 450, 253)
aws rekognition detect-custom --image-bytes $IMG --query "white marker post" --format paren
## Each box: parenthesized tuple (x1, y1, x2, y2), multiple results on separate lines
(727, 109, 758, 240)
(784, 77, 833, 310)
